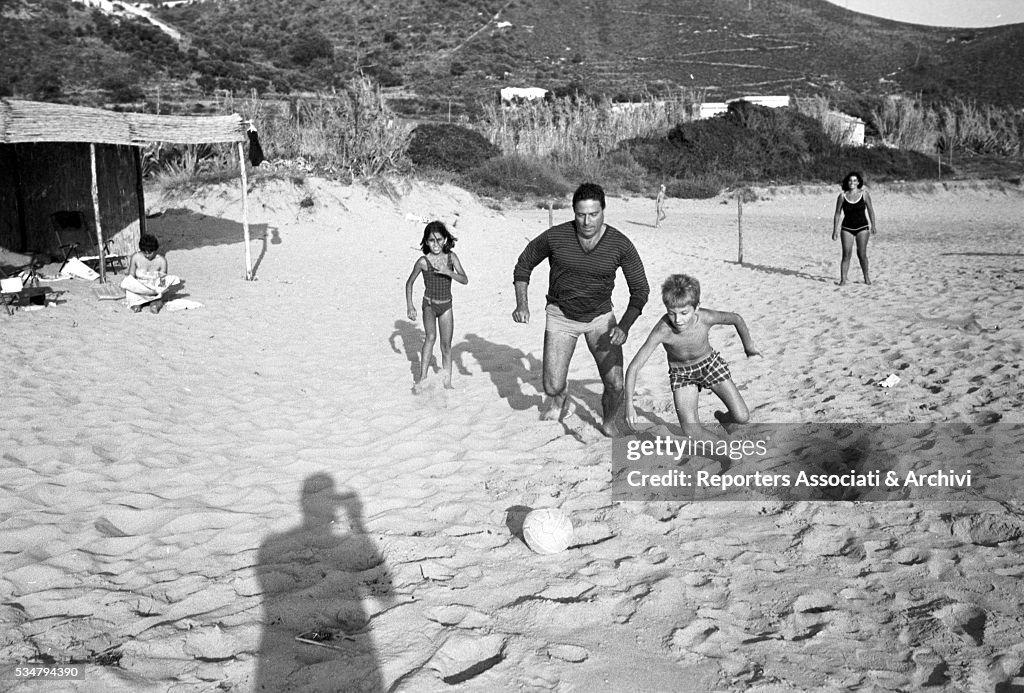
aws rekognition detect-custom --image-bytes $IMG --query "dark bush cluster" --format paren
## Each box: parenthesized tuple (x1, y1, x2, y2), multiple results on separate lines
(407, 124, 500, 174)
(622, 101, 942, 196)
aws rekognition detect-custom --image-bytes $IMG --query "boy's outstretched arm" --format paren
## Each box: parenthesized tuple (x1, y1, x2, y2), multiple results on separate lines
(624, 322, 667, 430)
(706, 308, 760, 357)
(727, 311, 760, 357)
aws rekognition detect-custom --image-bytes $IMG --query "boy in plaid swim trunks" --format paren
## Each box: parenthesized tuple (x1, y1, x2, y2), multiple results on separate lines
(625, 274, 760, 438)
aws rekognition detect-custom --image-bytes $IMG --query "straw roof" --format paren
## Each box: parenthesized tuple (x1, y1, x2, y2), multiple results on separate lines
(0, 99, 246, 146)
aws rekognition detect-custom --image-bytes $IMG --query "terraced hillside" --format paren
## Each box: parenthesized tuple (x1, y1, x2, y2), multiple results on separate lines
(2, 0, 1022, 114)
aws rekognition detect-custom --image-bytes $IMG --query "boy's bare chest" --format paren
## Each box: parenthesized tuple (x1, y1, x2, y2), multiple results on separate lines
(663, 321, 712, 363)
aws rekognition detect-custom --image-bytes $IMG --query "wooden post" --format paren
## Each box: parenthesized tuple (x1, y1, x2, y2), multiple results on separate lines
(737, 195, 744, 264)
(90, 143, 107, 284)
(238, 142, 253, 280)
(548, 201, 553, 228)
(133, 146, 147, 238)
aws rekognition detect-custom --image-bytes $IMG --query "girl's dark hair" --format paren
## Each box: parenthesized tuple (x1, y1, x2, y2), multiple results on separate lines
(841, 171, 865, 191)
(139, 233, 159, 253)
(420, 221, 456, 254)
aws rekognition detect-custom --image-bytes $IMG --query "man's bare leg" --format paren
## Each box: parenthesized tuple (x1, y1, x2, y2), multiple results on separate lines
(541, 329, 577, 420)
(586, 326, 624, 437)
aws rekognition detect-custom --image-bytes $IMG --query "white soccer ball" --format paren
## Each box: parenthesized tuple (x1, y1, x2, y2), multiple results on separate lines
(522, 508, 574, 555)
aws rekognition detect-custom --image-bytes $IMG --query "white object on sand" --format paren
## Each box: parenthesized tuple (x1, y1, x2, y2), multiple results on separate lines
(522, 507, 574, 555)
(878, 374, 901, 388)
(164, 298, 204, 312)
(122, 274, 180, 309)
(62, 257, 100, 281)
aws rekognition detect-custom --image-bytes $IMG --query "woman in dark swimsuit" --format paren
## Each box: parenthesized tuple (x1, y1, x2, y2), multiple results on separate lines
(832, 170, 878, 285)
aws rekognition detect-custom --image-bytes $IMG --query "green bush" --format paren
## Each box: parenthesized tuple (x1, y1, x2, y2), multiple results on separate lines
(461, 155, 573, 200)
(289, 31, 334, 68)
(622, 102, 940, 195)
(557, 149, 654, 197)
(828, 145, 944, 181)
(408, 124, 500, 174)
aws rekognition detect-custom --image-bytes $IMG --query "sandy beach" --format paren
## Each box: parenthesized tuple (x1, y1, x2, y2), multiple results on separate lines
(2, 177, 1024, 692)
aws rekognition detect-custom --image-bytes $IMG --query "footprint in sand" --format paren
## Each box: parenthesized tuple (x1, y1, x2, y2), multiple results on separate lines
(936, 603, 986, 646)
(611, 584, 651, 624)
(426, 633, 506, 685)
(545, 643, 589, 663)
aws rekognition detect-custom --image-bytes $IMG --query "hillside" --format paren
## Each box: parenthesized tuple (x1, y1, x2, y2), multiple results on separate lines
(1, 0, 1022, 114)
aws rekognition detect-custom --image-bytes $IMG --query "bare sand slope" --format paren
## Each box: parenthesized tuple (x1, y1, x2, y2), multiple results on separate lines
(1, 178, 1023, 692)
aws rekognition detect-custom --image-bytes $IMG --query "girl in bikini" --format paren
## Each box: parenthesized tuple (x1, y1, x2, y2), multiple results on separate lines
(404, 221, 468, 391)
(832, 170, 878, 285)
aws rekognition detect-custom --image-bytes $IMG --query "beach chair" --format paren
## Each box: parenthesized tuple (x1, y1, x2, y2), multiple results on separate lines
(1, 274, 52, 315)
(51, 210, 127, 275)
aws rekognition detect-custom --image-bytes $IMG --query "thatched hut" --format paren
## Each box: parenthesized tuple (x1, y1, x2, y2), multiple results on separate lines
(0, 99, 254, 281)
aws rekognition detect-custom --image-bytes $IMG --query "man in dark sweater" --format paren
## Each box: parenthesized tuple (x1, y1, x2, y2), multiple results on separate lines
(513, 183, 650, 436)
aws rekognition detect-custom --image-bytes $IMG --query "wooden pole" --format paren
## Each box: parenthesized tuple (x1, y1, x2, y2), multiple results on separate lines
(90, 143, 107, 284)
(133, 146, 147, 238)
(737, 195, 744, 264)
(238, 142, 253, 280)
(548, 201, 553, 228)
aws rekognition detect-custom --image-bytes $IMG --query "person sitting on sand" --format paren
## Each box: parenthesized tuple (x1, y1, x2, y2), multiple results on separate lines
(405, 221, 468, 392)
(832, 170, 877, 285)
(624, 273, 759, 442)
(121, 233, 179, 314)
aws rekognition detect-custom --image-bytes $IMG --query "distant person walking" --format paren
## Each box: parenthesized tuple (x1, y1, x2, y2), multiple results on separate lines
(832, 171, 877, 285)
(513, 182, 650, 436)
(655, 184, 667, 228)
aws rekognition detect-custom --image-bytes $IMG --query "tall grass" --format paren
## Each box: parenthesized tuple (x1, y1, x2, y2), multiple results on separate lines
(793, 95, 863, 147)
(144, 76, 1022, 201)
(797, 93, 1023, 158)
(220, 76, 412, 177)
(872, 95, 1023, 157)
(872, 96, 939, 152)
(478, 91, 701, 166)
(936, 98, 1024, 158)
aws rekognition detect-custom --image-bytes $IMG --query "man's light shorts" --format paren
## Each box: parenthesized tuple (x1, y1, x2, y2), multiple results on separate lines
(545, 303, 616, 341)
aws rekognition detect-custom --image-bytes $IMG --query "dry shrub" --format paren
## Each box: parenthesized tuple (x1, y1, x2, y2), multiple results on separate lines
(223, 76, 412, 177)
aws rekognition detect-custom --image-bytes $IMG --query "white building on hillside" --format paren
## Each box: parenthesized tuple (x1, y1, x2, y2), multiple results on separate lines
(699, 95, 792, 119)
